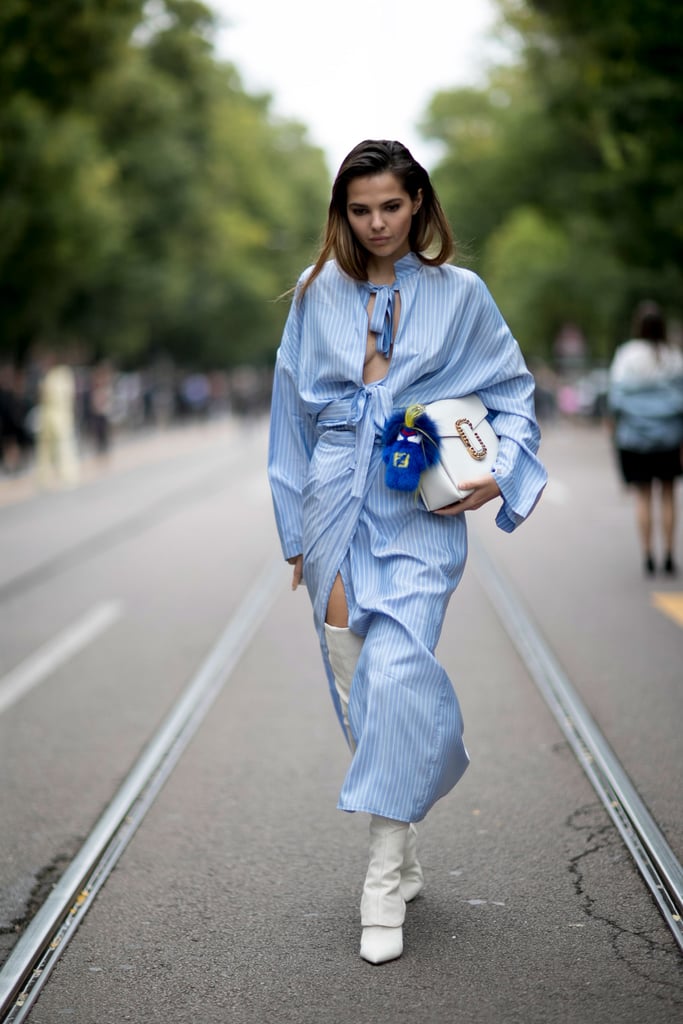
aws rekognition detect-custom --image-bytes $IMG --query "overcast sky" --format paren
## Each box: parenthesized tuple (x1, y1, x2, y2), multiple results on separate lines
(208, 0, 502, 174)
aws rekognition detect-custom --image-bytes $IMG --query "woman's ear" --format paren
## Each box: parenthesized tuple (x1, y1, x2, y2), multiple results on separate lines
(412, 189, 423, 215)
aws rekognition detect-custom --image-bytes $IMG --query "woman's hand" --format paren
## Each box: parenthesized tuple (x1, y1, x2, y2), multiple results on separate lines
(433, 474, 501, 516)
(287, 554, 304, 590)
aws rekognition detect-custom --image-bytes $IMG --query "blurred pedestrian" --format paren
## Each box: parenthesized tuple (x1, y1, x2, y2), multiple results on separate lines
(0, 365, 33, 474)
(268, 140, 547, 965)
(608, 301, 683, 576)
(179, 372, 210, 420)
(88, 362, 114, 456)
(35, 357, 80, 488)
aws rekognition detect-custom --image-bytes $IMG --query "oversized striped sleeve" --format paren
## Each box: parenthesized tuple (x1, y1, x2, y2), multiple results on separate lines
(459, 275, 548, 532)
(267, 291, 318, 561)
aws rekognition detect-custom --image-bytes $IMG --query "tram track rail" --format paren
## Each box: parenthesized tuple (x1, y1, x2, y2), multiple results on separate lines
(0, 557, 285, 1023)
(471, 535, 683, 955)
(0, 507, 680, 1020)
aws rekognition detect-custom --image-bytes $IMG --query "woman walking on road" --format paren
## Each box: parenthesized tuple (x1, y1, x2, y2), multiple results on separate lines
(608, 301, 683, 576)
(268, 140, 547, 964)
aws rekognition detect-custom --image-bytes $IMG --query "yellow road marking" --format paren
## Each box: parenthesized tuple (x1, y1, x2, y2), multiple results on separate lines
(651, 592, 683, 629)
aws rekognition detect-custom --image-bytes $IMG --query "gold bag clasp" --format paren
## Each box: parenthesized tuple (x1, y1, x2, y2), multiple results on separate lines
(455, 417, 488, 460)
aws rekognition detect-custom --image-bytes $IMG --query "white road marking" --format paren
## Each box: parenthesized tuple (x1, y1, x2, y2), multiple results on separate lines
(0, 601, 123, 716)
(0, 558, 283, 1017)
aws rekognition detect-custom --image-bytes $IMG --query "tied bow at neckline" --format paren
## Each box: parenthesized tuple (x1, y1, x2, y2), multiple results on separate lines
(368, 282, 400, 357)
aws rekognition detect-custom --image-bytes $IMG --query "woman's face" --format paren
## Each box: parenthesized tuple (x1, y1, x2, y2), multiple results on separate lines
(346, 172, 422, 264)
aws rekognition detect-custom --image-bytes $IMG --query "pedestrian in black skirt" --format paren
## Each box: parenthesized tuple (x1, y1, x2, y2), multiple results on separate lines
(608, 301, 683, 575)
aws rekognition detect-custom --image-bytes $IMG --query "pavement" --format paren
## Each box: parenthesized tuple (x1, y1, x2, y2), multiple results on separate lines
(1, 414, 681, 1023)
(0, 418, 241, 510)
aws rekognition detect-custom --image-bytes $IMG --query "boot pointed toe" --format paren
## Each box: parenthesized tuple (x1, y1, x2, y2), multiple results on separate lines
(360, 925, 403, 964)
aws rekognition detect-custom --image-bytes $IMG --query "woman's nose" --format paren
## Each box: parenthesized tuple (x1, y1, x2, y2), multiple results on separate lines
(370, 209, 385, 230)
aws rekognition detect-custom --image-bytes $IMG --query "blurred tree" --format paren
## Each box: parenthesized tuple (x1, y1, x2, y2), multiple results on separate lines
(0, 0, 329, 368)
(422, 67, 614, 361)
(0, 0, 143, 110)
(482, 208, 624, 361)
(82, 3, 328, 368)
(421, 0, 683, 361)
(423, 68, 595, 258)
(0, 0, 142, 363)
(0, 95, 125, 363)
(504, 1, 682, 323)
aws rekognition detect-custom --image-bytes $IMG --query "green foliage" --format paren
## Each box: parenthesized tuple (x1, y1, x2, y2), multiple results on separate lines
(0, 1, 143, 110)
(0, 0, 329, 367)
(483, 208, 623, 361)
(482, 208, 571, 358)
(422, 0, 683, 363)
(0, 94, 124, 361)
(517, 0, 683, 278)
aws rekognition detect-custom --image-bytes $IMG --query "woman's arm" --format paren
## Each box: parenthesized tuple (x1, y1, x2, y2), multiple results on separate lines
(267, 284, 318, 564)
(460, 278, 547, 531)
(268, 352, 316, 561)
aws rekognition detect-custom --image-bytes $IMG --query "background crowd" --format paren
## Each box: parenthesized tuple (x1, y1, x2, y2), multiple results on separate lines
(1, 1, 682, 531)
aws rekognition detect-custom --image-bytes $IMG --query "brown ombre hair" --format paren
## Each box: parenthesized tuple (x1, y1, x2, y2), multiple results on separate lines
(298, 139, 454, 301)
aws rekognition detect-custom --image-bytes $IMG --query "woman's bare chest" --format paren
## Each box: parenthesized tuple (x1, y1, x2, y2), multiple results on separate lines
(363, 291, 402, 384)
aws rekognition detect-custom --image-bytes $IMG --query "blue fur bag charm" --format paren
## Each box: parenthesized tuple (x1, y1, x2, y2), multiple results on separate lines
(381, 403, 441, 492)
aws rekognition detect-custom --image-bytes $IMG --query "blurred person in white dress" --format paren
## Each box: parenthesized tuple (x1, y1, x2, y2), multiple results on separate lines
(36, 357, 80, 488)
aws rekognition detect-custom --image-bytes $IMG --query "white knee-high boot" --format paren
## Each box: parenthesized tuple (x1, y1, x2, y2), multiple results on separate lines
(324, 623, 363, 750)
(360, 815, 409, 964)
(325, 624, 425, 905)
(401, 824, 424, 902)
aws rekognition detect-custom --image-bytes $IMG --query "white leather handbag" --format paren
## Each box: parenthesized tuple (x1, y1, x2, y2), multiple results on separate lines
(418, 395, 499, 511)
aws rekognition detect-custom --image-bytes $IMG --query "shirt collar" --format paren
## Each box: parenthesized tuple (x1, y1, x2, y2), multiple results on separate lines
(392, 251, 422, 278)
(366, 251, 422, 284)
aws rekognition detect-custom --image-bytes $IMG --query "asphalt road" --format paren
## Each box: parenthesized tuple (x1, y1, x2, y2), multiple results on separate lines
(0, 415, 681, 1023)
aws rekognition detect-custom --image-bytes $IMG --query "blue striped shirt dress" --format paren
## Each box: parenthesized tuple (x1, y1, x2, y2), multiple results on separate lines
(268, 252, 547, 823)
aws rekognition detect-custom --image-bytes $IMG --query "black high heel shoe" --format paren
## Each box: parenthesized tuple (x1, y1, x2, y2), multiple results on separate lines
(664, 554, 677, 576)
(644, 554, 656, 576)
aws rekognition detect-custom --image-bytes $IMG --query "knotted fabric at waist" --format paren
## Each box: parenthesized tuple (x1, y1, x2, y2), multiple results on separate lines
(317, 386, 394, 497)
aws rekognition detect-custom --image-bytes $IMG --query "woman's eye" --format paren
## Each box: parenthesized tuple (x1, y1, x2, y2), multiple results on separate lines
(385, 204, 400, 212)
